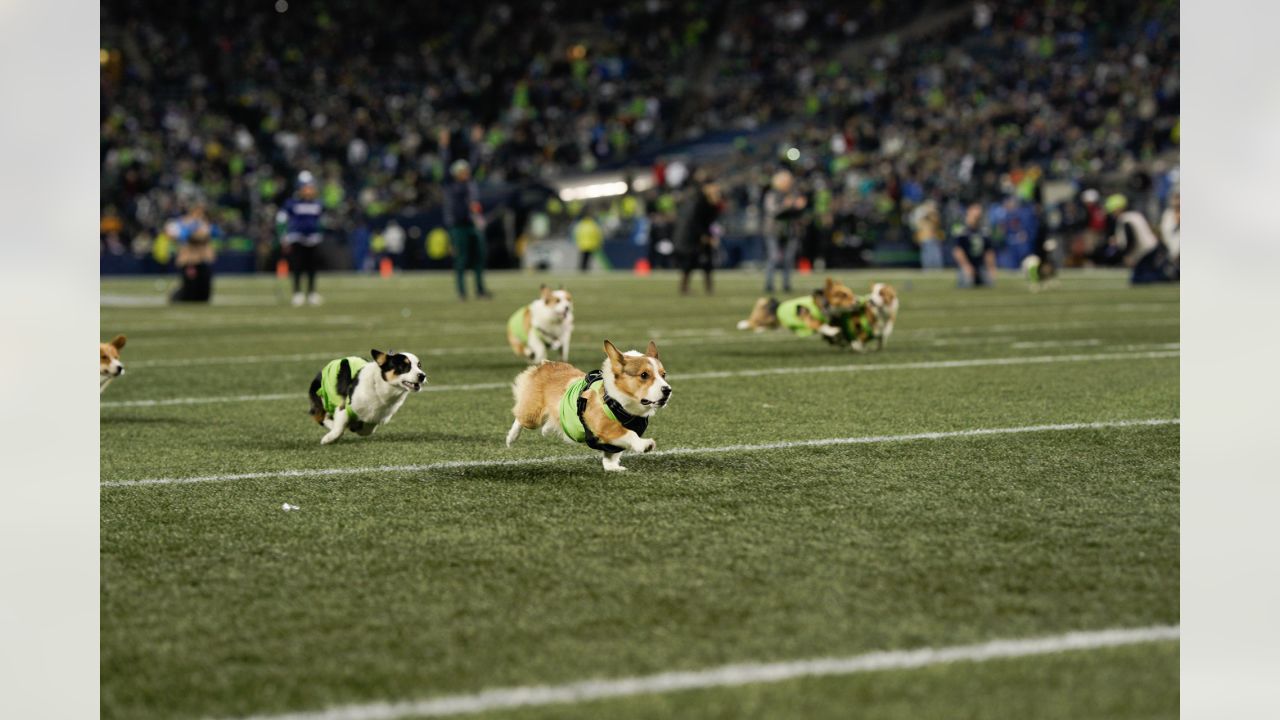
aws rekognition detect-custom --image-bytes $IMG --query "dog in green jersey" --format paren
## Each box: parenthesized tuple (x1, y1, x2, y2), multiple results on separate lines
(817, 281, 899, 352)
(307, 349, 428, 444)
(506, 285, 574, 363)
(736, 277, 861, 343)
(507, 339, 671, 471)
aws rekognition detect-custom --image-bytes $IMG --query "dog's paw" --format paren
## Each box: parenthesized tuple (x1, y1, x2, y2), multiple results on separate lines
(639, 439, 656, 453)
(736, 320, 750, 330)
(320, 433, 340, 445)
(603, 464, 628, 472)
(849, 340, 866, 353)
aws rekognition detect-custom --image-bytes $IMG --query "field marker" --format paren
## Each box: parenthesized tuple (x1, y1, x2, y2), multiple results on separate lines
(102, 349, 1179, 407)
(221, 624, 1179, 720)
(102, 418, 1179, 488)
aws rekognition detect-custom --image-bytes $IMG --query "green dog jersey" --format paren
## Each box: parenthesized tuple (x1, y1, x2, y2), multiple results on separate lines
(775, 295, 826, 336)
(315, 356, 368, 420)
(507, 305, 530, 345)
(557, 370, 647, 452)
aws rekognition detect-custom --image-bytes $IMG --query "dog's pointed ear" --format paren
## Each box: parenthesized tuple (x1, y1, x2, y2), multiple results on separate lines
(603, 340, 624, 368)
(110, 335, 127, 349)
(371, 349, 388, 365)
(824, 277, 836, 296)
(645, 340, 659, 359)
(539, 285, 553, 301)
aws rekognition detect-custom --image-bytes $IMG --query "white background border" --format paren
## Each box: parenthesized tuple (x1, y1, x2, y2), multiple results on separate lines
(0, 0, 1276, 716)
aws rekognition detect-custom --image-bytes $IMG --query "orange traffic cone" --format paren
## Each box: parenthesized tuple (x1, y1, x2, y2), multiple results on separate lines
(797, 257, 813, 275)
(379, 256, 394, 278)
(276, 258, 289, 279)
(634, 258, 652, 276)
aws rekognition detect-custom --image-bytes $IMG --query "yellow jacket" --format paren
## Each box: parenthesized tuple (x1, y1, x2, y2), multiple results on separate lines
(574, 217, 603, 252)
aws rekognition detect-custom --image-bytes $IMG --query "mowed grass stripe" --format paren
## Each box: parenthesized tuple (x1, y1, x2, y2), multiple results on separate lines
(223, 625, 1179, 720)
(102, 418, 1178, 488)
(101, 349, 1180, 407)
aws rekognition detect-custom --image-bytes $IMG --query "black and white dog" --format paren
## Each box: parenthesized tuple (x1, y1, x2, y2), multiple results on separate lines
(308, 349, 427, 444)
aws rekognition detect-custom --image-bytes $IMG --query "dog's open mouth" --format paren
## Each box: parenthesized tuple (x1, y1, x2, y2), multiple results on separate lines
(402, 380, 423, 392)
(642, 398, 669, 407)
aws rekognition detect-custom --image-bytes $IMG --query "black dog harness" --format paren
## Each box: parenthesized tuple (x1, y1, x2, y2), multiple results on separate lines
(575, 369, 649, 453)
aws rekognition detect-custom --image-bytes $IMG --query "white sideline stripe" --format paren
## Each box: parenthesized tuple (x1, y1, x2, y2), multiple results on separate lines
(124, 335, 1177, 369)
(1011, 338, 1102, 349)
(101, 381, 509, 407)
(101, 418, 1178, 488)
(669, 350, 1178, 381)
(102, 349, 1179, 408)
(224, 624, 1180, 720)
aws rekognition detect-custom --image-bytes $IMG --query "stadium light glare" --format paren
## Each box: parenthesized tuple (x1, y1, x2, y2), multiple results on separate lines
(559, 181, 629, 202)
(786, 147, 801, 162)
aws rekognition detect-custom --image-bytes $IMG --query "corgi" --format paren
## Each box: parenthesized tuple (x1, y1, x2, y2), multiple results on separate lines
(506, 285, 574, 363)
(506, 340, 671, 472)
(736, 277, 859, 339)
(862, 282, 900, 350)
(100, 335, 127, 393)
(308, 349, 428, 445)
(816, 282, 899, 352)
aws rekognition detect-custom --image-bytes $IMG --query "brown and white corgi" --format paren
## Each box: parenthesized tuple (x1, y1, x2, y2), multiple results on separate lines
(864, 282, 899, 350)
(506, 340, 671, 471)
(100, 335, 127, 393)
(736, 277, 860, 337)
(506, 285, 574, 364)
(817, 282, 899, 352)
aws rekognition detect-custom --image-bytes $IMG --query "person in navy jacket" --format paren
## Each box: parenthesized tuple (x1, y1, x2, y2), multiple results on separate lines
(278, 171, 326, 306)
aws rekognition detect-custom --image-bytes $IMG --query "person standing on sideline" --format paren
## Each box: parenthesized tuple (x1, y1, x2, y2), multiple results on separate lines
(440, 127, 490, 300)
(952, 203, 997, 288)
(277, 171, 325, 306)
(912, 200, 944, 269)
(573, 212, 604, 271)
(762, 170, 806, 293)
(674, 172, 723, 295)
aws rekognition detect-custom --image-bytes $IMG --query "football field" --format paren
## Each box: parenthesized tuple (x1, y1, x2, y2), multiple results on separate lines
(100, 269, 1179, 719)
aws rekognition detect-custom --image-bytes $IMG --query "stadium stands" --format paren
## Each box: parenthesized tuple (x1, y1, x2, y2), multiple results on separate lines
(100, 0, 1178, 274)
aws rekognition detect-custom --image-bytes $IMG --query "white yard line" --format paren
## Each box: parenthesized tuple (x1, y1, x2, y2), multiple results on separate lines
(102, 381, 511, 407)
(1010, 339, 1103, 349)
(102, 418, 1179, 488)
(221, 624, 1179, 720)
(651, 349, 1179, 380)
(106, 313, 1180, 348)
(112, 336, 1177, 378)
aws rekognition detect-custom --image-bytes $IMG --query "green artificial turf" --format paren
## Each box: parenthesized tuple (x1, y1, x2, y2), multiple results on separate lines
(100, 270, 1179, 719)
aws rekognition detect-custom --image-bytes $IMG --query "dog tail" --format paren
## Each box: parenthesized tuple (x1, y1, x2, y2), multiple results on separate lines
(308, 373, 325, 424)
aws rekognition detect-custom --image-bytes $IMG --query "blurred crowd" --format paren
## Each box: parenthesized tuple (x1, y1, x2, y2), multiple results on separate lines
(100, 0, 1179, 279)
